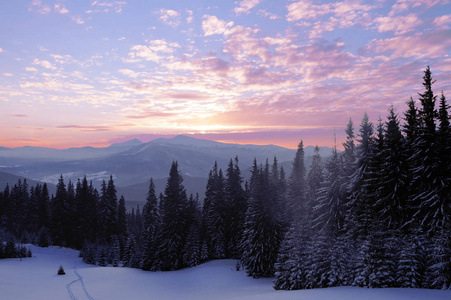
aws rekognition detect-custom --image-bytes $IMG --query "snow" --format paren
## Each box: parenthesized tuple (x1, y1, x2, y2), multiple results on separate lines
(1, 246, 450, 300)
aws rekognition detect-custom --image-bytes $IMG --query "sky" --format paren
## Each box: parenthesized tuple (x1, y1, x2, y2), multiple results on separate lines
(0, 0, 450, 150)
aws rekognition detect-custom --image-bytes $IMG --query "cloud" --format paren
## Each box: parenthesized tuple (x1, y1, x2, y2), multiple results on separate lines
(186, 9, 193, 24)
(163, 92, 210, 101)
(389, 0, 449, 16)
(374, 13, 422, 35)
(434, 14, 451, 28)
(10, 114, 28, 118)
(0, 47, 4, 53)
(54, 3, 69, 14)
(286, 0, 332, 21)
(87, 1, 127, 13)
(368, 30, 451, 59)
(71, 16, 85, 24)
(127, 39, 180, 63)
(24, 67, 38, 72)
(56, 125, 114, 132)
(258, 10, 279, 20)
(234, 0, 261, 15)
(118, 68, 139, 78)
(3, 73, 13, 77)
(287, 0, 374, 38)
(126, 111, 178, 119)
(32, 58, 56, 70)
(157, 8, 181, 27)
(29, 0, 51, 14)
(202, 15, 234, 36)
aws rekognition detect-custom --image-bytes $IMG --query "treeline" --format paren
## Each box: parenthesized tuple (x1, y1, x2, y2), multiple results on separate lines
(0, 67, 449, 289)
(0, 175, 128, 256)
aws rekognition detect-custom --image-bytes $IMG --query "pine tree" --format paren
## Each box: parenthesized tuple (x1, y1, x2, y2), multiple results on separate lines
(183, 194, 202, 267)
(411, 67, 446, 233)
(37, 183, 50, 234)
(141, 178, 160, 271)
(287, 141, 307, 223)
(50, 175, 71, 246)
(225, 157, 246, 258)
(347, 113, 375, 241)
(117, 194, 127, 256)
(307, 146, 323, 204)
(241, 160, 283, 278)
(376, 107, 409, 231)
(157, 161, 189, 271)
(204, 162, 228, 259)
(98, 176, 119, 242)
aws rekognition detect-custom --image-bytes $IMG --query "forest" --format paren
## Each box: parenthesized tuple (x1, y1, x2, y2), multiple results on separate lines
(0, 66, 450, 290)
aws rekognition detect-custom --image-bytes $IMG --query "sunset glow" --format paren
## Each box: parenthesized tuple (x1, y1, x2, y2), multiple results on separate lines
(1, 0, 450, 149)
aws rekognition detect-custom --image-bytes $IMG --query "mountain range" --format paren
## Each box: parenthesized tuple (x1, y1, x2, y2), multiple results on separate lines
(0, 135, 335, 208)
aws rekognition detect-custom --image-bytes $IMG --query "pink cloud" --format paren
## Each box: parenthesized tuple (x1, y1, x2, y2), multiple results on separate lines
(234, 0, 261, 15)
(258, 10, 279, 20)
(57, 125, 114, 132)
(202, 15, 234, 36)
(163, 92, 210, 101)
(54, 4, 69, 14)
(224, 25, 275, 63)
(29, 0, 51, 14)
(88, 1, 127, 13)
(157, 8, 181, 27)
(32, 58, 56, 70)
(374, 13, 422, 35)
(286, 0, 332, 21)
(287, 0, 374, 38)
(368, 30, 451, 59)
(127, 40, 180, 63)
(434, 14, 451, 28)
(71, 16, 85, 24)
(126, 112, 178, 119)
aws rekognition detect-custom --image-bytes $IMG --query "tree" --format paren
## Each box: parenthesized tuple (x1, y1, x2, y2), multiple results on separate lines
(157, 161, 189, 271)
(50, 175, 71, 246)
(225, 157, 247, 258)
(203, 162, 228, 259)
(410, 67, 444, 233)
(287, 141, 307, 223)
(241, 160, 283, 278)
(375, 106, 409, 231)
(141, 178, 160, 271)
(98, 176, 118, 242)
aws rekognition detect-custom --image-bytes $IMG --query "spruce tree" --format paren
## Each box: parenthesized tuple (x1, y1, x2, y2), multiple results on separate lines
(287, 141, 307, 223)
(50, 175, 70, 246)
(157, 161, 189, 271)
(141, 178, 160, 271)
(183, 194, 202, 267)
(376, 107, 409, 231)
(225, 157, 246, 258)
(241, 160, 283, 278)
(410, 67, 446, 233)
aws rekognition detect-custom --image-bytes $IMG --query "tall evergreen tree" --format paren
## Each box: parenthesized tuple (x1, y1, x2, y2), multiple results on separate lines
(287, 141, 307, 223)
(141, 178, 160, 271)
(98, 176, 118, 242)
(157, 161, 189, 271)
(410, 66, 442, 233)
(50, 175, 70, 246)
(376, 107, 409, 231)
(242, 159, 283, 278)
(225, 157, 246, 258)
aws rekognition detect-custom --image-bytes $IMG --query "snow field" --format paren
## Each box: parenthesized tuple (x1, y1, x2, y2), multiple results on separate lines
(1, 245, 450, 300)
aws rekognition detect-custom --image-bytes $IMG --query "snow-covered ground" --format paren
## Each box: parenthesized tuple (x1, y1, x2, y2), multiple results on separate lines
(1, 246, 450, 300)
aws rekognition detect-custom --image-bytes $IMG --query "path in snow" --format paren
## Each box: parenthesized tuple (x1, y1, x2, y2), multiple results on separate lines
(66, 261, 95, 300)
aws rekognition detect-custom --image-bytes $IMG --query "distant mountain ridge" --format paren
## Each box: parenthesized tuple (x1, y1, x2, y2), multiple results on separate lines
(0, 135, 336, 207)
